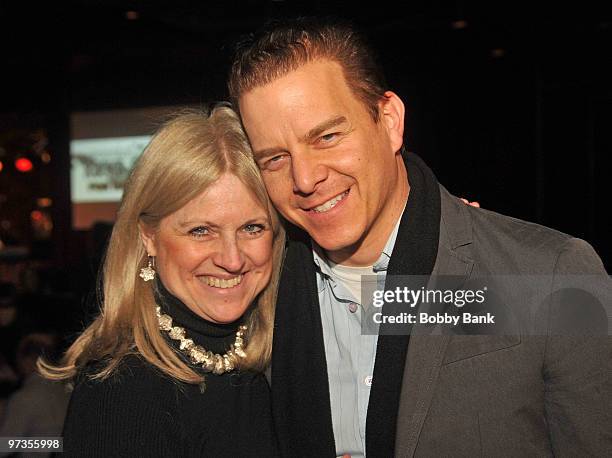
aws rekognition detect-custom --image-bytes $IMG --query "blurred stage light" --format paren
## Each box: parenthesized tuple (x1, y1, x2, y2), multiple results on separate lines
(37, 197, 53, 208)
(15, 157, 33, 172)
(31, 210, 53, 238)
(452, 20, 468, 30)
(0, 161, 3, 172)
(125, 11, 139, 20)
(41, 151, 51, 163)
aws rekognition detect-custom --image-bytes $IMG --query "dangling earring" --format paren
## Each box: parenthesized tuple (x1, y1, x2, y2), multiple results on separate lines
(139, 255, 156, 282)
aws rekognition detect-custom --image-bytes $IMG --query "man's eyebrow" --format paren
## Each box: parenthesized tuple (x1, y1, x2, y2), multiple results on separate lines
(252, 116, 348, 160)
(300, 116, 348, 143)
(253, 146, 286, 160)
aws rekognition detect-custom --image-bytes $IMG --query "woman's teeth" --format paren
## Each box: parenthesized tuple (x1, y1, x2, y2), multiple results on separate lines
(313, 191, 348, 213)
(203, 275, 243, 289)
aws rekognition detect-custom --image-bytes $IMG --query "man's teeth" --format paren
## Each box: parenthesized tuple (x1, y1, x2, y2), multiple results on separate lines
(203, 275, 243, 289)
(312, 191, 348, 213)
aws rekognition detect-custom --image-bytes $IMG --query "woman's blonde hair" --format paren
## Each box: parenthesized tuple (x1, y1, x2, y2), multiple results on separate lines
(39, 105, 285, 384)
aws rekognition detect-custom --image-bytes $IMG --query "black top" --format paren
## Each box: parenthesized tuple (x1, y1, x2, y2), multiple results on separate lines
(62, 281, 277, 457)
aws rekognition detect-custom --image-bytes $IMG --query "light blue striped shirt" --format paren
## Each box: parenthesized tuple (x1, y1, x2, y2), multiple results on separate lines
(312, 216, 402, 458)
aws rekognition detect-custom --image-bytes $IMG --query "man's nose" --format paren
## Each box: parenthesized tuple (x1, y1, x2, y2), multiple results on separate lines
(212, 235, 246, 273)
(291, 153, 328, 195)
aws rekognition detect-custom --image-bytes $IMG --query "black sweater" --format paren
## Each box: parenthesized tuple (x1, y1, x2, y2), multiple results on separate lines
(62, 284, 277, 457)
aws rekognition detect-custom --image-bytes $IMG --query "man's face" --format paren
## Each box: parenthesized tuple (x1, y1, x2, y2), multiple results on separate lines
(239, 59, 405, 265)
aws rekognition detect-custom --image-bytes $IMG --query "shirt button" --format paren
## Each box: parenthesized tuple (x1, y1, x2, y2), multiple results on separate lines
(364, 375, 373, 386)
(348, 302, 358, 313)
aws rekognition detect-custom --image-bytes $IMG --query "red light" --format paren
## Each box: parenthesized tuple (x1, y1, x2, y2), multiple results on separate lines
(15, 158, 33, 172)
(0, 161, 3, 172)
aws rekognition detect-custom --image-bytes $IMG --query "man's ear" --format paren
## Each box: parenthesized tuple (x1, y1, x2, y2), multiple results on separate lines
(379, 91, 405, 153)
(138, 222, 157, 257)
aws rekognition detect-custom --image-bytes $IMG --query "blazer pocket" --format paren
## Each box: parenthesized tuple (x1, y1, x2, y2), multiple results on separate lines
(442, 335, 521, 365)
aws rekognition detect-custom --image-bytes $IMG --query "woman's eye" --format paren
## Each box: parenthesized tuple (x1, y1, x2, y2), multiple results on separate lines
(244, 224, 265, 235)
(189, 226, 209, 238)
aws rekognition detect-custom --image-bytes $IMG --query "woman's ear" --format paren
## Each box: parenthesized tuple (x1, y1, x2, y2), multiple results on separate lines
(379, 90, 405, 153)
(138, 222, 157, 257)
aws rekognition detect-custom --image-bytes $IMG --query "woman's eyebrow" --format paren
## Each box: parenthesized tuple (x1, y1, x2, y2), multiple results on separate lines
(176, 220, 216, 228)
(177, 216, 268, 228)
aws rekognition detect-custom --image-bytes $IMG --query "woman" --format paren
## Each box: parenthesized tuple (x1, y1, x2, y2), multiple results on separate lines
(40, 105, 285, 457)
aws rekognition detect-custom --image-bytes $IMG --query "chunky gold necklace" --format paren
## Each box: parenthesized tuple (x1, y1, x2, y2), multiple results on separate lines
(156, 306, 247, 375)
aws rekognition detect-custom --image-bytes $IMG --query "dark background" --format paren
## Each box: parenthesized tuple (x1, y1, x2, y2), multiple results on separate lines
(1, 0, 610, 294)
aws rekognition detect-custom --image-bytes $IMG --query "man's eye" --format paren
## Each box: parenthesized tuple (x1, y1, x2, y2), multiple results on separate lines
(244, 224, 265, 235)
(189, 226, 209, 238)
(316, 132, 341, 147)
(265, 155, 287, 171)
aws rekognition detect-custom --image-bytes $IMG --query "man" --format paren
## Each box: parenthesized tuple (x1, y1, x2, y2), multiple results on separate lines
(229, 18, 611, 457)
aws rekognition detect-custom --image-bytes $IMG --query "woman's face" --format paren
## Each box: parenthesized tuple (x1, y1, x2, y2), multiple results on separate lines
(141, 173, 274, 323)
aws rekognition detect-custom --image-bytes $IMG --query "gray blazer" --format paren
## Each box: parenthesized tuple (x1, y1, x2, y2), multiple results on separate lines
(269, 181, 611, 457)
(394, 185, 611, 457)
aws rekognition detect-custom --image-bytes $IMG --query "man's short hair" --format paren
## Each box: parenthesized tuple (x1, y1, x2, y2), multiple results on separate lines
(228, 17, 388, 121)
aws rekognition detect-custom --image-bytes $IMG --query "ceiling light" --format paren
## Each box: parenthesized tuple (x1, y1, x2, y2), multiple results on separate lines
(452, 20, 468, 30)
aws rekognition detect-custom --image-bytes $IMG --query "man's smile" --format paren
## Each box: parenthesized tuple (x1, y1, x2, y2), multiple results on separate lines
(308, 190, 350, 213)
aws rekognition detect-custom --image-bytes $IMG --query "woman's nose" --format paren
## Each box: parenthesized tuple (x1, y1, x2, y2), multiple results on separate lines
(212, 235, 246, 273)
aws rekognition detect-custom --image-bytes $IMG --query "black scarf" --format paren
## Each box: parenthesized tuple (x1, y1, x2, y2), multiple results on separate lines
(271, 152, 441, 457)
(365, 152, 441, 457)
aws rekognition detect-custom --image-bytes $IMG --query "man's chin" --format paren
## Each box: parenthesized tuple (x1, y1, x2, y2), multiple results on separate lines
(311, 233, 361, 258)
